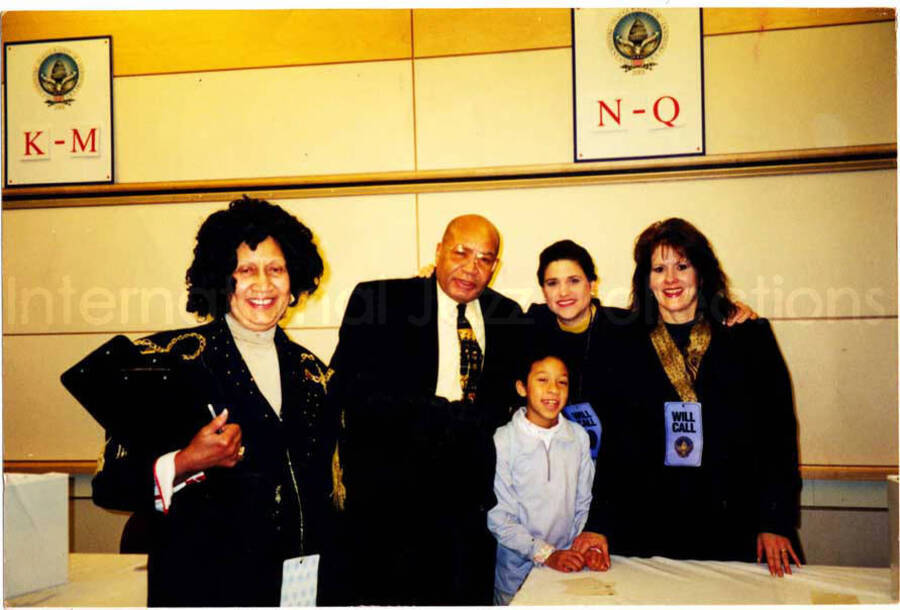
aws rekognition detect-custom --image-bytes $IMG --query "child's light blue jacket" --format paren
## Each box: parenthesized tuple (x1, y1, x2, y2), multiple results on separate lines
(487, 407, 594, 597)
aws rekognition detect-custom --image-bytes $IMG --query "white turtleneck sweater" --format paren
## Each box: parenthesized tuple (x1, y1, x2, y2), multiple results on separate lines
(224, 313, 282, 416)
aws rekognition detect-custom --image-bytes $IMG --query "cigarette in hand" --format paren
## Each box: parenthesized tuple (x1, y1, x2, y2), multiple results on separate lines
(207, 403, 225, 434)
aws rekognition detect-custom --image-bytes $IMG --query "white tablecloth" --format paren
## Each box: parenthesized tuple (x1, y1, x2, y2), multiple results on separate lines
(7, 553, 893, 606)
(512, 555, 893, 605)
(5, 553, 148, 607)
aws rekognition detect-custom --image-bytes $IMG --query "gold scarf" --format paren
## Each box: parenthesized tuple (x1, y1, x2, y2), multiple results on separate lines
(648, 316, 711, 402)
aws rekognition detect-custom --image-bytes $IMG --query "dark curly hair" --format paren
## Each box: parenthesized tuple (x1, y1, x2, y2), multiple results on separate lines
(185, 196, 324, 318)
(630, 218, 735, 326)
(536, 239, 598, 285)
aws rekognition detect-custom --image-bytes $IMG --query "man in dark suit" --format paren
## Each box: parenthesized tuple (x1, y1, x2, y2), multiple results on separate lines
(328, 215, 527, 605)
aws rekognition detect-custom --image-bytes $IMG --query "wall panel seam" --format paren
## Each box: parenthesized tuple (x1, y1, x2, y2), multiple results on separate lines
(414, 45, 571, 61)
(108, 56, 415, 80)
(410, 9, 419, 172)
(704, 18, 896, 38)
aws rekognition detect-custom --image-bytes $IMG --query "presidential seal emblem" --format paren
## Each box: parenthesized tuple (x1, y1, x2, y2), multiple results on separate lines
(674, 436, 694, 458)
(607, 10, 668, 73)
(34, 49, 82, 107)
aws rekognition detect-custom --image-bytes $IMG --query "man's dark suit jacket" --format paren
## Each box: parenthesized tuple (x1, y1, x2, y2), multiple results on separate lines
(328, 276, 527, 605)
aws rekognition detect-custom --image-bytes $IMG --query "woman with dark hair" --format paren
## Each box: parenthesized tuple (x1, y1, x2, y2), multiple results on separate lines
(527, 238, 755, 405)
(63, 196, 339, 606)
(527, 240, 630, 407)
(573, 218, 803, 577)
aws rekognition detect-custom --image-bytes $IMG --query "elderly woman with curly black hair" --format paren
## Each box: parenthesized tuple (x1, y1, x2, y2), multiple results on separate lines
(63, 197, 339, 606)
(573, 218, 803, 577)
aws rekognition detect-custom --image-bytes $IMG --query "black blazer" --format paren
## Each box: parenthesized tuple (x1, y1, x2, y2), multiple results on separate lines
(587, 318, 802, 561)
(63, 319, 336, 606)
(525, 300, 632, 404)
(327, 276, 526, 605)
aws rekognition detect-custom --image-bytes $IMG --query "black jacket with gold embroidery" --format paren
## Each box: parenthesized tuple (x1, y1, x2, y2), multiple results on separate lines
(62, 318, 337, 606)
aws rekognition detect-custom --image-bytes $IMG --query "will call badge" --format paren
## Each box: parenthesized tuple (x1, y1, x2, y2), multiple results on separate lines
(34, 49, 82, 107)
(607, 9, 669, 73)
(664, 402, 702, 467)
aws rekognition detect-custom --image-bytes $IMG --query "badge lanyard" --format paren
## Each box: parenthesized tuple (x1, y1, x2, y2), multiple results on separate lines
(649, 318, 711, 467)
(562, 305, 602, 459)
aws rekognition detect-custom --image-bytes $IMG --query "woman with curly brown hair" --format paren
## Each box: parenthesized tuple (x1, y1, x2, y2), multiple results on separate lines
(63, 196, 339, 606)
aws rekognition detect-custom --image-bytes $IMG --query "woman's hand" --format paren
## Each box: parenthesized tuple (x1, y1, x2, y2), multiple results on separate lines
(757, 532, 801, 577)
(417, 263, 435, 278)
(571, 531, 610, 571)
(174, 409, 243, 480)
(544, 549, 585, 573)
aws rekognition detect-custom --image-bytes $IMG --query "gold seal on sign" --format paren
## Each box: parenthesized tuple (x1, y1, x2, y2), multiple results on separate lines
(607, 9, 669, 74)
(33, 47, 83, 107)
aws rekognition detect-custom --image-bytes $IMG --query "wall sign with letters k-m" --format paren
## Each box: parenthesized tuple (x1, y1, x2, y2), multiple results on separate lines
(4, 36, 114, 187)
(572, 8, 704, 162)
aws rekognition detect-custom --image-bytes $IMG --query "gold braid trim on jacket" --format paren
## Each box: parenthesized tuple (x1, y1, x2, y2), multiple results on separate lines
(133, 333, 206, 361)
(331, 442, 346, 511)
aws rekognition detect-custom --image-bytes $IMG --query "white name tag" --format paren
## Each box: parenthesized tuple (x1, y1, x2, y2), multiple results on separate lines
(281, 554, 319, 607)
(664, 401, 703, 467)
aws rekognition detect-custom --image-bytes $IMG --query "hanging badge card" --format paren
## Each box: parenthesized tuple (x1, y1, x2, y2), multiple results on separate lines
(664, 401, 702, 467)
(281, 553, 319, 607)
(562, 402, 602, 459)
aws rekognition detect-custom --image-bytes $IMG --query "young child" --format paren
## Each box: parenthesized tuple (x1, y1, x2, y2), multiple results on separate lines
(487, 352, 596, 605)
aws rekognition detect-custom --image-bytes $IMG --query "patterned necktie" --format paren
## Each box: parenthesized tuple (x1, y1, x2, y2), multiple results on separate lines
(457, 303, 483, 403)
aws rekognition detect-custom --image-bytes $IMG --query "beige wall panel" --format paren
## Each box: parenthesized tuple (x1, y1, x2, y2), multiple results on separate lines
(414, 49, 571, 170)
(801, 507, 890, 567)
(2, 10, 412, 77)
(704, 8, 895, 37)
(416, 170, 897, 318)
(774, 319, 897, 466)
(114, 61, 414, 184)
(4, 203, 221, 334)
(3, 204, 207, 334)
(3, 333, 115, 460)
(71, 498, 129, 554)
(3, 194, 416, 334)
(283, 327, 339, 366)
(276, 195, 418, 330)
(803, 479, 888, 509)
(413, 9, 569, 58)
(706, 22, 897, 154)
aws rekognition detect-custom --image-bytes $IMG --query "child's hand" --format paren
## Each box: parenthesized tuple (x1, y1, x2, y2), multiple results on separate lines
(571, 532, 610, 571)
(544, 549, 585, 573)
(584, 546, 610, 571)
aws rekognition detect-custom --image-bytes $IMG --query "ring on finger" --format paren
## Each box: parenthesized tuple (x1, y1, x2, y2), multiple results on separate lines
(237, 445, 246, 459)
